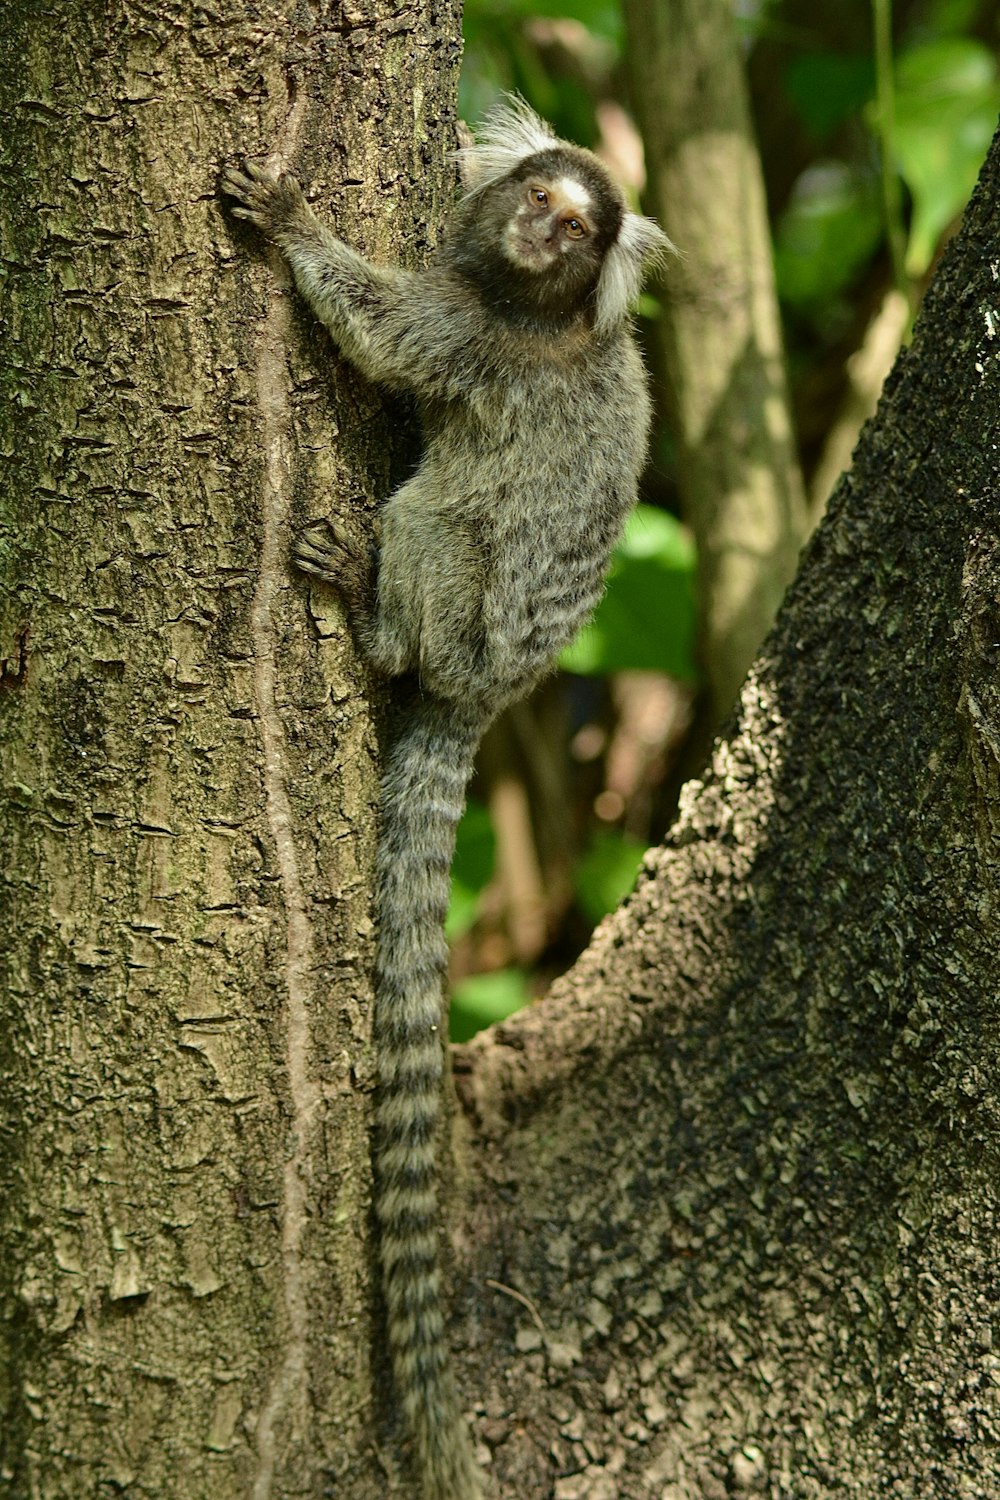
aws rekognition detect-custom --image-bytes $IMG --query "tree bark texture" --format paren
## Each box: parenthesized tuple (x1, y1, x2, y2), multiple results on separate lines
(7, 2, 1000, 1496)
(623, 0, 810, 730)
(456, 129, 1000, 1498)
(0, 3, 460, 1496)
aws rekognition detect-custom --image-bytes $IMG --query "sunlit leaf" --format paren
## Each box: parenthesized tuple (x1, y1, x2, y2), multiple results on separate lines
(891, 38, 1000, 275)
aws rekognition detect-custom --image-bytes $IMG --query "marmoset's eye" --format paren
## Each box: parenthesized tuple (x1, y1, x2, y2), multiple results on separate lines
(563, 218, 586, 239)
(530, 186, 548, 207)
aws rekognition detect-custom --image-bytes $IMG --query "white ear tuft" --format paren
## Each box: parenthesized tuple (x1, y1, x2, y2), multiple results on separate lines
(456, 93, 559, 195)
(594, 211, 675, 334)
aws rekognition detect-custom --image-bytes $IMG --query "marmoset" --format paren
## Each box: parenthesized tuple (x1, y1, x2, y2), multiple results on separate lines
(223, 96, 669, 1500)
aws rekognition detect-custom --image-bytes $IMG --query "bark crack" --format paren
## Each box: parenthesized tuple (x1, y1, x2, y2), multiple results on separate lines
(249, 100, 318, 1500)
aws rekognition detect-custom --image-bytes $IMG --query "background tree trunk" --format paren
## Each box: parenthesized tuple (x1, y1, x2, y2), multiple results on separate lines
(456, 127, 1000, 1499)
(623, 0, 810, 732)
(0, 3, 459, 1495)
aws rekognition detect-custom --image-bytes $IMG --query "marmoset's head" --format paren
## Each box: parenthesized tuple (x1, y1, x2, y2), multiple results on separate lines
(451, 95, 671, 333)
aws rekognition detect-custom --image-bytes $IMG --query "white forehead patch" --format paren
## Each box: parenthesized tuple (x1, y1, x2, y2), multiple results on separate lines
(550, 176, 593, 213)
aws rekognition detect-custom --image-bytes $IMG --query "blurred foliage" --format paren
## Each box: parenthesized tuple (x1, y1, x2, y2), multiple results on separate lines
(892, 37, 1000, 273)
(774, 163, 884, 309)
(559, 504, 697, 681)
(446, 797, 496, 940)
(573, 828, 647, 926)
(784, 52, 877, 139)
(460, 0, 622, 135)
(450, 967, 532, 1042)
(450, 0, 1000, 1036)
(448, 800, 533, 1040)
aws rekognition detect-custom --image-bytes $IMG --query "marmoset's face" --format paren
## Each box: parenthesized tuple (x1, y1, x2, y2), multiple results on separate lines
(502, 175, 595, 273)
(492, 146, 623, 289)
(449, 143, 626, 324)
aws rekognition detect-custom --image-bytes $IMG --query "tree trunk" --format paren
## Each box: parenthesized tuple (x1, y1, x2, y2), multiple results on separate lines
(623, 0, 810, 731)
(456, 127, 1000, 1499)
(7, 2, 1000, 1497)
(0, 3, 459, 1496)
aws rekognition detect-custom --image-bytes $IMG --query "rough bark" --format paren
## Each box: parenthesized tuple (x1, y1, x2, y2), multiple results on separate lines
(455, 128, 1000, 1499)
(623, 0, 810, 729)
(0, 3, 460, 1496)
(7, 2, 1000, 1497)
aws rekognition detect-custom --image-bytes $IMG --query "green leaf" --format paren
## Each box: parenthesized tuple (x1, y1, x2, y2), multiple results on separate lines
(559, 504, 697, 680)
(573, 830, 646, 925)
(891, 38, 1000, 275)
(774, 161, 882, 308)
(446, 798, 496, 940)
(449, 968, 531, 1042)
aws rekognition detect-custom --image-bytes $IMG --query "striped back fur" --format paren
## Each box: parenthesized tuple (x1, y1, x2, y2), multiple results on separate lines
(374, 688, 485, 1500)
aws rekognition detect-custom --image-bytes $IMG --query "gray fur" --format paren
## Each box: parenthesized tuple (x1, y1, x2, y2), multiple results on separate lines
(222, 99, 666, 1500)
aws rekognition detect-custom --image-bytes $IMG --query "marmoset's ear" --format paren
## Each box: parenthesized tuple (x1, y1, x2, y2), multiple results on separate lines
(595, 212, 675, 333)
(455, 93, 558, 194)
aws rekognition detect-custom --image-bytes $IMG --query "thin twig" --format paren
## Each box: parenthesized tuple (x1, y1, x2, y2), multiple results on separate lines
(485, 1278, 547, 1335)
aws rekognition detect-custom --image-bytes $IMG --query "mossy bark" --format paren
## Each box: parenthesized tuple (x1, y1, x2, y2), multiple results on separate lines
(0, 3, 460, 1496)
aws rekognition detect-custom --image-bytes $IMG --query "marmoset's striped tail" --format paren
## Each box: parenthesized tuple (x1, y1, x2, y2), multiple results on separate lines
(374, 689, 484, 1500)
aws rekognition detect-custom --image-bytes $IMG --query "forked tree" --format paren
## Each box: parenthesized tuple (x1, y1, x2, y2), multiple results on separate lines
(2, 3, 1000, 1497)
